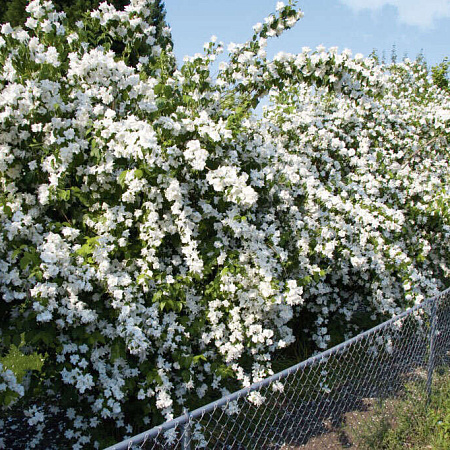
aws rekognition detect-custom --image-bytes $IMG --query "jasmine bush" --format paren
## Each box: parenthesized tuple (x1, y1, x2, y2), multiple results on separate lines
(0, 0, 448, 447)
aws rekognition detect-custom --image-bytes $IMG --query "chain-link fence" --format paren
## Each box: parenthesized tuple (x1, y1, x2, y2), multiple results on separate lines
(106, 287, 450, 450)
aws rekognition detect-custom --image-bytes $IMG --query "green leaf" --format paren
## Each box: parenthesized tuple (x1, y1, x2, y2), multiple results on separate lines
(181, 370, 191, 382)
(20, 253, 35, 270)
(75, 243, 93, 257)
(183, 94, 194, 105)
(90, 140, 101, 160)
(40, 331, 54, 345)
(88, 331, 106, 345)
(57, 189, 71, 201)
(11, 248, 22, 259)
(2, 335, 11, 349)
(156, 98, 167, 110)
(193, 354, 207, 365)
(118, 170, 128, 187)
(111, 340, 126, 362)
(163, 85, 172, 97)
(2, 205, 12, 217)
(12, 335, 22, 347)
(3, 391, 19, 407)
(215, 364, 234, 379)
(29, 267, 43, 281)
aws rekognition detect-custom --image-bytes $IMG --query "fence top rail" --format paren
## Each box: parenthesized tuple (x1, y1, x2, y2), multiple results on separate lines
(105, 286, 450, 450)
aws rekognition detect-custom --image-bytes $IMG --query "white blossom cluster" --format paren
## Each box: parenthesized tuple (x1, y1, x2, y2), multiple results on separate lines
(0, 0, 448, 447)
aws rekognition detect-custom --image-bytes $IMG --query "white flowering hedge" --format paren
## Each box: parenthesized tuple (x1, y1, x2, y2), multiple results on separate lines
(0, 0, 449, 447)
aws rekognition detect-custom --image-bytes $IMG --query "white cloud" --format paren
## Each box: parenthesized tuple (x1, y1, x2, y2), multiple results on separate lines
(340, 0, 450, 28)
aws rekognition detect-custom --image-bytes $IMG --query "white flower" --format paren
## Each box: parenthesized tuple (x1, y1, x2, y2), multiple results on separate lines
(1, 23, 13, 35)
(183, 140, 208, 171)
(248, 391, 265, 406)
(253, 22, 263, 33)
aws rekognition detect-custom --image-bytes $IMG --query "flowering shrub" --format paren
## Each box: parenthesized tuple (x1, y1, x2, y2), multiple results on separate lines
(0, 0, 448, 447)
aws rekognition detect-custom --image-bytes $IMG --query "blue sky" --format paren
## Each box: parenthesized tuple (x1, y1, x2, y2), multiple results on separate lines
(164, 0, 450, 68)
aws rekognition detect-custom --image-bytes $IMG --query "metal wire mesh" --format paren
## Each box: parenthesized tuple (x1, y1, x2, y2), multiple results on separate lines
(108, 288, 450, 450)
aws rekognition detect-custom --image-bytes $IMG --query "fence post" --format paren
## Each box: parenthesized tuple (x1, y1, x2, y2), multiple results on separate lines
(426, 299, 438, 403)
(181, 408, 191, 450)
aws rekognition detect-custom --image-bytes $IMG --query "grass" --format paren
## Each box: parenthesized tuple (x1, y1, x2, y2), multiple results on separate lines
(349, 367, 450, 449)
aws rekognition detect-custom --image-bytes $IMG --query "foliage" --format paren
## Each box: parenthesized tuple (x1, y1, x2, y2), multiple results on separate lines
(432, 57, 450, 92)
(0, 0, 448, 447)
(0, 0, 29, 28)
(0, 0, 174, 65)
(147, 0, 172, 50)
(0, 344, 44, 381)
